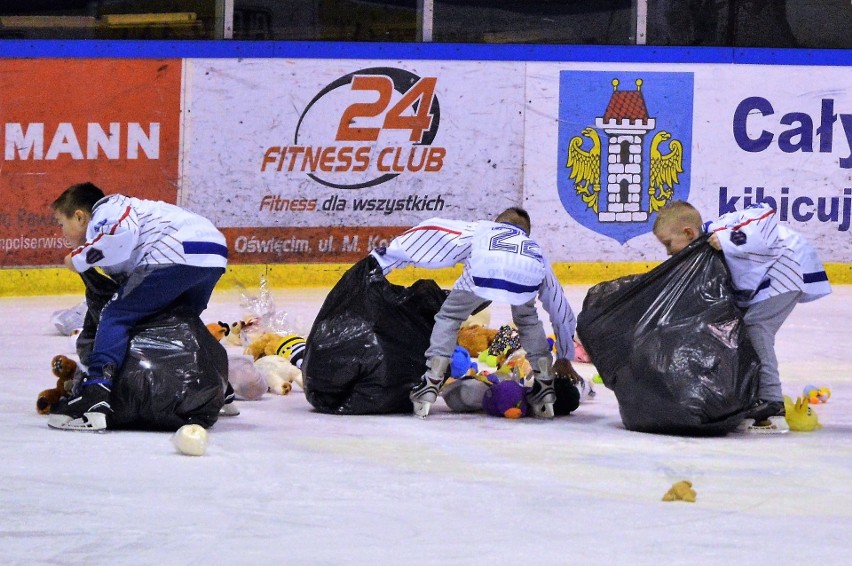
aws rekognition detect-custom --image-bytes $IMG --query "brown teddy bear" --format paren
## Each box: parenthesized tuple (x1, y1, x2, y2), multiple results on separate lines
(37, 355, 80, 415)
(244, 332, 306, 368)
(457, 325, 498, 357)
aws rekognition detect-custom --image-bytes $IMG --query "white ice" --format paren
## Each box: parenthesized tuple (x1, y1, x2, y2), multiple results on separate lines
(2, 284, 851, 565)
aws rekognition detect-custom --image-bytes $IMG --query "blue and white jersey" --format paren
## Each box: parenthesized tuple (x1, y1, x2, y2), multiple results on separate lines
(70, 194, 228, 275)
(463, 221, 547, 305)
(371, 217, 576, 360)
(705, 203, 830, 306)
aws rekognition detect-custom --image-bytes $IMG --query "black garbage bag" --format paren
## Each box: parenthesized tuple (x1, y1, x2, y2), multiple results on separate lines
(302, 255, 447, 414)
(77, 269, 228, 430)
(576, 236, 759, 435)
(111, 311, 228, 430)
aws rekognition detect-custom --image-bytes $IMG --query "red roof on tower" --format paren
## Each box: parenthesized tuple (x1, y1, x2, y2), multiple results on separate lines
(602, 79, 650, 123)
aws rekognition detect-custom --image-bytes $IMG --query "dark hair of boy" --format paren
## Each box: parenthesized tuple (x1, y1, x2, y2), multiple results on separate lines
(51, 182, 105, 217)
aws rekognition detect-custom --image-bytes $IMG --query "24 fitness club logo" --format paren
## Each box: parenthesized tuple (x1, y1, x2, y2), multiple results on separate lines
(557, 71, 694, 244)
(261, 67, 444, 190)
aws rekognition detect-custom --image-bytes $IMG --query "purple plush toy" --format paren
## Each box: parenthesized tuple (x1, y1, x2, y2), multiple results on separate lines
(482, 380, 528, 419)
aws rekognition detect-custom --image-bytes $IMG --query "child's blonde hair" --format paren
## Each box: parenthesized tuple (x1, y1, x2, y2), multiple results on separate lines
(653, 200, 703, 233)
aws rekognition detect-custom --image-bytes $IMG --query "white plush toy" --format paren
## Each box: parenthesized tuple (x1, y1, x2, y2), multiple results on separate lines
(254, 355, 303, 395)
(227, 354, 268, 401)
(172, 424, 209, 456)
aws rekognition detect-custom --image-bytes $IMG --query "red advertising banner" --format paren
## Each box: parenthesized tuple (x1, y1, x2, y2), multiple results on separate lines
(0, 59, 182, 267)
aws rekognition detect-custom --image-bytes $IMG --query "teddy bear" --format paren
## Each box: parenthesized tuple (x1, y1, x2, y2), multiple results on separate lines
(254, 355, 303, 395)
(244, 332, 306, 368)
(37, 355, 80, 415)
(457, 325, 498, 357)
(662, 480, 697, 502)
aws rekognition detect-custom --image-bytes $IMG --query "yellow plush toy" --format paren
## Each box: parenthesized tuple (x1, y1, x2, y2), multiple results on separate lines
(784, 395, 822, 432)
(662, 480, 697, 503)
(244, 332, 281, 360)
(245, 332, 306, 368)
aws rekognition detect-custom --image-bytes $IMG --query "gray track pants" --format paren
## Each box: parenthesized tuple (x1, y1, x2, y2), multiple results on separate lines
(743, 291, 802, 402)
(425, 289, 551, 370)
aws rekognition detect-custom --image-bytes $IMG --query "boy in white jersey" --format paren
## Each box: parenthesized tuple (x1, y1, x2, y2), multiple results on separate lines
(371, 207, 581, 418)
(48, 182, 228, 431)
(653, 200, 830, 433)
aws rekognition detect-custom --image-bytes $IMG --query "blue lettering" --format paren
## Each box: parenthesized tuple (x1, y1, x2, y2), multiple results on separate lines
(733, 97, 774, 152)
(733, 97, 851, 169)
(718, 186, 739, 214)
(817, 99, 836, 153)
(718, 187, 850, 232)
(792, 197, 814, 222)
(778, 112, 814, 153)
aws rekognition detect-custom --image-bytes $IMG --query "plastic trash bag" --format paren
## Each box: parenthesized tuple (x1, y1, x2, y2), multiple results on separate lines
(77, 269, 228, 430)
(302, 255, 447, 414)
(576, 236, 759, 435)
(111, 310, 228, 430)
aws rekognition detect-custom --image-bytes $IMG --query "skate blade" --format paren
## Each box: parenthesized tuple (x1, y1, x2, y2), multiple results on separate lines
(531, 402, 555, 419)
(412, 400, 432, 418)
(736, 416, 789, 434)
(47, 412, 108, 431)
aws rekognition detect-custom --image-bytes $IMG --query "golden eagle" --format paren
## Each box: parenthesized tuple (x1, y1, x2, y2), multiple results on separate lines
(649, 131, 683, 213)
(566, 127, 602, 213)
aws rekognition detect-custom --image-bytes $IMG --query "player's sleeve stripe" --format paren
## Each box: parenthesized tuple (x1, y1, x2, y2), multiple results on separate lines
(107, 206, 133, 235)
(401, 225, 462, 237)
(730, 208, 775, 232)
(70, 233, 105, 257)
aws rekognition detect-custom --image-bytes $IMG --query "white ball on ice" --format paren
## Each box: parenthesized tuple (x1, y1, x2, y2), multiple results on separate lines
(172, 424, 209, 456)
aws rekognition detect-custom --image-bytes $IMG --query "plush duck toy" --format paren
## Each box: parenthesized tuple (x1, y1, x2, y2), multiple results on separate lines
(784, 395, 822, 432)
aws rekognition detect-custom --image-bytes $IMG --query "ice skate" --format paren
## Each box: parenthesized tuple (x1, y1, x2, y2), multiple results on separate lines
(736, 400, 789, 434)
(47, 374, 113, 432)
(526, 358, 556, 419)
(220, 382, 240, 416)
(410, 356, 449, 418)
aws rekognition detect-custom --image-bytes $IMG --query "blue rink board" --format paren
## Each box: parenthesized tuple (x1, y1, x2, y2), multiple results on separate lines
(0, 40, 849, 66)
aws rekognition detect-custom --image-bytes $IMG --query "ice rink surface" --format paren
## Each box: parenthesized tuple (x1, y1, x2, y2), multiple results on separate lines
(2, 284, 851, 566)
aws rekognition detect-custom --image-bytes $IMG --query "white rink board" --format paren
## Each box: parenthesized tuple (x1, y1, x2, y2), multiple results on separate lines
(524, 61, 852, 263)
(180, 58, 525, 228)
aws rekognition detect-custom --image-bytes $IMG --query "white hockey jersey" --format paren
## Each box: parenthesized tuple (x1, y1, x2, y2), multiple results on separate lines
(70, 194, 228, 275)
(371, 217, 576, 360)
(705, 203, 830, 306)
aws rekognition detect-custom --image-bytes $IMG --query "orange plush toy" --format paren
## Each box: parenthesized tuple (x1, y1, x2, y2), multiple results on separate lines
(37, 355, 79, 415)
(206, 321, 231, 341)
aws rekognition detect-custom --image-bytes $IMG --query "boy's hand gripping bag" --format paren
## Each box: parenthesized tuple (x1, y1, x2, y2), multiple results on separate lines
(77, 269, 229, 430)
(576, 237, 759, 435)
(301, 255, 447, 414)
